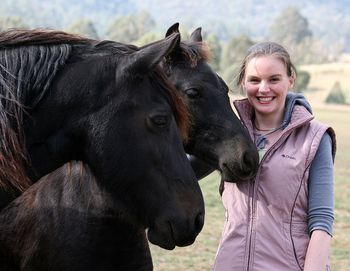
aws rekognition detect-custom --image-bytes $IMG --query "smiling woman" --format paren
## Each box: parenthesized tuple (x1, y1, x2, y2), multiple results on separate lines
(239, 43, 297, 132)
(212, 41, 337, 271)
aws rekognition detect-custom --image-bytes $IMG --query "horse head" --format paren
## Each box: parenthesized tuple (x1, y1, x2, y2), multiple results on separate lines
(162, 23, 259, 182)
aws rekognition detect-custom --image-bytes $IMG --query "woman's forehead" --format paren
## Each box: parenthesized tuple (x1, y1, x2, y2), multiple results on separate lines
(246, 56, 287, 77)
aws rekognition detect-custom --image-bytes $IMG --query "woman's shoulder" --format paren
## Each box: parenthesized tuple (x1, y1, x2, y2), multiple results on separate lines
(307, 119, 336, 161)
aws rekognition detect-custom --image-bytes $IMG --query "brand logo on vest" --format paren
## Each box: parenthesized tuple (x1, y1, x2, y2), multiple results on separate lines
(281, 154, 296, 160)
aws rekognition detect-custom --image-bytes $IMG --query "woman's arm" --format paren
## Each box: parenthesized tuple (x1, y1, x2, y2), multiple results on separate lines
(304, 230, 331, 271)
(305, 132, 334, 270)
(307, 133, 334, 235)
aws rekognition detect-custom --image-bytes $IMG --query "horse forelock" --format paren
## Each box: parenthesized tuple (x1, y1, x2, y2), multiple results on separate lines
(153, 66, 190, 141)
(179, 41, 212, 68)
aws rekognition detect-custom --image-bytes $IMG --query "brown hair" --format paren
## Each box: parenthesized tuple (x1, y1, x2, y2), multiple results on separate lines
(236, 42, 297, 88)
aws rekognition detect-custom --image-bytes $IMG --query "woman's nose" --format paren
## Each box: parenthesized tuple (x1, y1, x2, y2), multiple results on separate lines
(258, 82, 270, 93)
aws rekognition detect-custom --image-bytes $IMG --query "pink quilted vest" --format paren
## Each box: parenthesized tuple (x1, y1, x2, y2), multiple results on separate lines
(212, 99, 336, 271)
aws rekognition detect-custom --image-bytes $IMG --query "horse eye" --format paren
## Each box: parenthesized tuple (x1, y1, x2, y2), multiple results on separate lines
(151, 115, 169, 127)
(185, 88, 200, 98)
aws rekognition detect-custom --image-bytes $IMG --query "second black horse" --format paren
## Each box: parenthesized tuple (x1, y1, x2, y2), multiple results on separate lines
(161, 23, 259, 182)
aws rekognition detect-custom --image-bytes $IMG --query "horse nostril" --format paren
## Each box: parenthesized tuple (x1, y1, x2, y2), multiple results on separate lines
(194, 212, 204, 234)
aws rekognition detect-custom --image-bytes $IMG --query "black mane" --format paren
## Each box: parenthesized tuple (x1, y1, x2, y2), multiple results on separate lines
(0, 29, 89, 192)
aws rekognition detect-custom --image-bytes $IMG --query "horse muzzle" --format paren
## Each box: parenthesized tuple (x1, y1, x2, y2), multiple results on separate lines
(147, 210, 204, 250)
(219, 147, 259, 182)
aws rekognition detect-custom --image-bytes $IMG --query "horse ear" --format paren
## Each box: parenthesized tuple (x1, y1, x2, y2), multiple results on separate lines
(164, 23, 181, 63)
(190, 27, 202, 42)
(125, 32, 180, 76)
(165, 22, 180, 37)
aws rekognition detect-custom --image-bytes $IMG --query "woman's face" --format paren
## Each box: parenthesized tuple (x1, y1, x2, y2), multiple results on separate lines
(242, 55, 294, 120)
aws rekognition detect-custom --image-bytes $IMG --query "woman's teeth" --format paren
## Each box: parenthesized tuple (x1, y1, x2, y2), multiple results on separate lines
(258, 97, 273, 102)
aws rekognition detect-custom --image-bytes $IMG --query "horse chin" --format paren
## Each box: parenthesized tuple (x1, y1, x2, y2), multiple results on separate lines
(147, 224, 176, 250)
(147, 220, 197, 250)
(220, 165, 255, 183)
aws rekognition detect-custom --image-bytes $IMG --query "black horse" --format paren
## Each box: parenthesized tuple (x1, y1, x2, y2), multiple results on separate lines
(161, 23, 259, 182)
(1, 161, 203, 271)
(0, 28, 204, 264)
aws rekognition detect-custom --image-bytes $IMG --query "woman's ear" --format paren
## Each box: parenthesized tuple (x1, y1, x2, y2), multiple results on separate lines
(289, 76, 295, 89)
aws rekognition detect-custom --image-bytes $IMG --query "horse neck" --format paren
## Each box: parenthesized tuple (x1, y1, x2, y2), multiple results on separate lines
(0, 162, 154, 271)
(0, 209, 153, 271)
(90, 217, 153, 271)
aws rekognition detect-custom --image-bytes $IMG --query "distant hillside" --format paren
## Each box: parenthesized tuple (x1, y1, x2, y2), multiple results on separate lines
(0, 0, 136, 33)
(1, 0, 349, 50)
(129, 0, 350, 49)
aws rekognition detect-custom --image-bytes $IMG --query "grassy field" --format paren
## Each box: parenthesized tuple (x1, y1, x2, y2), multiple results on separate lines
(150, 62, 350, 270)
(301, 62, 350, 106)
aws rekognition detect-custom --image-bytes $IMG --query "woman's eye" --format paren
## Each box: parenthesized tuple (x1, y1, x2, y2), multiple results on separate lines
(248, 78, 260, 84)
(185, 88, 200, 98)
(151, 115, 169, 127)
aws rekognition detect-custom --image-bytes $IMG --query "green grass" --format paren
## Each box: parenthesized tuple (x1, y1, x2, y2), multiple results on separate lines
(315, 108, 350, 271)
(150, 106, 350, 271)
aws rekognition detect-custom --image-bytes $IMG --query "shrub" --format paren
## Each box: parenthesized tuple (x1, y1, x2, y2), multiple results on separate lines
(295, 70, 310, 92)
(325, 81, 347, 104)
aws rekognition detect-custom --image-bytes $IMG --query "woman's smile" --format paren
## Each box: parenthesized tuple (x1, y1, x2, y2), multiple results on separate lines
(256, 96, 275, 103)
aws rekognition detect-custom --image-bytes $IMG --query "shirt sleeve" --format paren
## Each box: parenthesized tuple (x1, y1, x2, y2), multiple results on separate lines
(307, 132, 334, 236)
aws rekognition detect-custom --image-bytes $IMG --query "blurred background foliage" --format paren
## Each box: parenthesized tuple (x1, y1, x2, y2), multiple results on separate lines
(1, 0, 349, 94)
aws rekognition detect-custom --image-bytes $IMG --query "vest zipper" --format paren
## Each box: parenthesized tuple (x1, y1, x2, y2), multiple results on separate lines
(245, 117, 313, 270)
(246, 175, 257, 271)
(244, 177, 252, 271)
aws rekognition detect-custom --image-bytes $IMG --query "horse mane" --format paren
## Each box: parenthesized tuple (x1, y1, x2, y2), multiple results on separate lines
(0, 28, 188, 192)
(179, 40, 212, 68)
(0, 29, 102, 193)
(0, 29, 91, 193)
(0, 29, 93, 47)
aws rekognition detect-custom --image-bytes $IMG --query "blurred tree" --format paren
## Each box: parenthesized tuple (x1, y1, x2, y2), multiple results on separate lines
(204, 20, 229, 41)
(268, 6, 312, 46)
(137, 10, 156, 37)
(106, 11, 155, 44)
(325, 81, 347, 104)
(0, 16, 27, 31)
(106, 15, 138, 43)
(65, 19, 99, 39)
(220, 35, 254, 71)
(294, 70, 310, 92)
(134, 31, 161, 47)
(267, 6, 315, 64)
(206, 33, 222, 71)
(220, 35, 254, 89)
